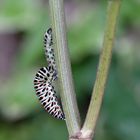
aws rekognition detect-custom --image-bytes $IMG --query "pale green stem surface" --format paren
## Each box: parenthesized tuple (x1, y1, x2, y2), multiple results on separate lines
(48, 0, 81, 136)
(81, 0, 121, 139)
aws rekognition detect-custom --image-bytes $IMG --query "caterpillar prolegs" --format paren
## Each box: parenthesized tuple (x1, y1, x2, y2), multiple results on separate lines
(34, 28, 65, 120)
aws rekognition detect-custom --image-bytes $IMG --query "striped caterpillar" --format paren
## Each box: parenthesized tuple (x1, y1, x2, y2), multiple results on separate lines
(34, 28, 65, 120)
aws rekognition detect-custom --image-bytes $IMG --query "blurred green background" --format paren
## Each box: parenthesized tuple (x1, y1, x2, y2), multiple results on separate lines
(0, 0, 140, 140)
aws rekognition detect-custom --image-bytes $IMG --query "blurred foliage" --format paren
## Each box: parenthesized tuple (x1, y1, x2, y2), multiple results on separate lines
(0, 0, 140, 140)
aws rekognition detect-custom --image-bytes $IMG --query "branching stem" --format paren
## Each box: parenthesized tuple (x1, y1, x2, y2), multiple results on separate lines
(48, 0, 121, 139)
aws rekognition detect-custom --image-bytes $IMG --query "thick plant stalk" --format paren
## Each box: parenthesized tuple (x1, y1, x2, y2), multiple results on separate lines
(48, 0, 81, 136)
(79, 0, 122, 139)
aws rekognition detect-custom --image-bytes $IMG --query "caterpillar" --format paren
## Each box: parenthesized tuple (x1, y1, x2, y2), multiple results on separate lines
(34, 28, 65, 120)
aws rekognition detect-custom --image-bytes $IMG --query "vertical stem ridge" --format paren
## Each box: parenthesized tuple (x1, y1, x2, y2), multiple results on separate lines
(81, 0, 121, 138)
(49, 0, 81, 136)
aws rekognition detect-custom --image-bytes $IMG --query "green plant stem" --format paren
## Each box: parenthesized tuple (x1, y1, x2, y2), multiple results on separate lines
(80, 0, 121, 139)
(48, 0, 81, 136)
